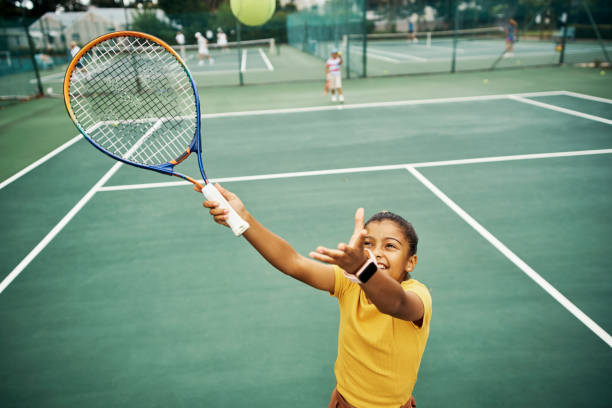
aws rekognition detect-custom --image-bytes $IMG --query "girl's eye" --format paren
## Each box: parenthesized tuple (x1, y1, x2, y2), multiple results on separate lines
(386, 243, 397, 249)
(364, 241, 372, 247)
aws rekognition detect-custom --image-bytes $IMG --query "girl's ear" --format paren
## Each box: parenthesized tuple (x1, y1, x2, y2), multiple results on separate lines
(405, 254, 417, 274)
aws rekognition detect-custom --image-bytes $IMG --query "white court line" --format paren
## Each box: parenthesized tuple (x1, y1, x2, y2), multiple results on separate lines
(0, 118, 163, 294)
(0, 92, 545, 191)
(406, 166, 612, 348)
(349, 46, 400, 63)
(0, 135, 82, 191)
(201, 91, 567, 119)
(508, 95, 612, 125)
(366, 46, 428, 62)
(240, 49, 247, 72)
(4, 110, 611, 296)
(561, 91, 612, 105)
(0, 122, 105, 190)
(258, 48, 274, 71)
(423, 47, 612, 63)
(191, 67, 270, 76)
(427, 44, 465, 53)
(97, 149, 612, 192)
(0, 90, 586, 191)
(29, 70, 66, 84)
(0, 161, 123, 295)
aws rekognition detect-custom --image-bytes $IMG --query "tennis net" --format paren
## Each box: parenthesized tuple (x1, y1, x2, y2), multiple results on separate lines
(363, 26, 506, 48)
(174, 38, 276, 61)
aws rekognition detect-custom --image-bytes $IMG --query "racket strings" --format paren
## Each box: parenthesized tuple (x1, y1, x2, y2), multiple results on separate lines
(68, 35, 197, 166)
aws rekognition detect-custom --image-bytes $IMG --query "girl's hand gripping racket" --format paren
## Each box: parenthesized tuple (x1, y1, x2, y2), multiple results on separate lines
(63, 31, 249, 236)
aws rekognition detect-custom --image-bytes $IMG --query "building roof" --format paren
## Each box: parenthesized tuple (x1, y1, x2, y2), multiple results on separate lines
(32, 6, 172, 30)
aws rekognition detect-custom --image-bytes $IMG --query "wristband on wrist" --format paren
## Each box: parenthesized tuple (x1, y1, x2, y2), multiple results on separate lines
(355, 249, 378, 283)
(342, 249, 378, 284)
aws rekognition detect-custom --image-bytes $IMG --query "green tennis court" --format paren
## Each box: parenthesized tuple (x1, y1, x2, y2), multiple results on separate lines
(1, 66, 611, 407)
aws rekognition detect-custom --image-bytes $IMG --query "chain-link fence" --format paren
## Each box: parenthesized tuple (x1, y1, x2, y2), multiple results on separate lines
(287, 0, 611, 78)
(1, 1, 610, 102)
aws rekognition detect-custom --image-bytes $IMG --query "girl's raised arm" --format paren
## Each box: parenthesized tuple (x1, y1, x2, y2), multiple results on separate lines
(198, 184, 335, 292)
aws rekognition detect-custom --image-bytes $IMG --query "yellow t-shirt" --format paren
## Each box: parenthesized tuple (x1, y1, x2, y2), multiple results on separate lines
(330, 266, 432, 408)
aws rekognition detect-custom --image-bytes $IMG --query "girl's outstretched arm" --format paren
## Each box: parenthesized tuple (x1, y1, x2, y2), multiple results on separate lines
(197, 184, 335, 292)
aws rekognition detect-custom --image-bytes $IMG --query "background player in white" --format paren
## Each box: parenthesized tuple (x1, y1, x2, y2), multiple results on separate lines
(217, 28, 228, 51)
(175, 30, 186, 59)
(195, 32, 214, 66)
(69, 41, 88, 76)
(325, 49, 344, 103)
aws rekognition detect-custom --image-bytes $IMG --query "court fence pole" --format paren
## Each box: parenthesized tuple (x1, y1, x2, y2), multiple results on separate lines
(581, 0, 611, 64)
(450, 3, 459, 73)
(344, 0, 350, 80)
(22, 15, 43, 96)
(558, 10, 568, 64)
(361, 0, 367, 78)
(236, 20, 244, 86)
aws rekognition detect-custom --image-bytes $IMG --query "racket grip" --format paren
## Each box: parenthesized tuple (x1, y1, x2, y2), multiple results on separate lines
(202, 183, 250, 236)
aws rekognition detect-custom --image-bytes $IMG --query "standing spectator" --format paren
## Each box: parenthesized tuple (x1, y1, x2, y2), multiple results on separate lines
(195, 32, 214, 66)
(175, 30, 186, 59)
(325, 49, 344, 103)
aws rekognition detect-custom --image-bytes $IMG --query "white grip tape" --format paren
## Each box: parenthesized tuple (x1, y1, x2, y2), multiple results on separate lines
(202, 184, 250, 236)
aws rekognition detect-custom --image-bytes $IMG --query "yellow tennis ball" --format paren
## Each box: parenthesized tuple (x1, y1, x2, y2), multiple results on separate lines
(483, 79, 488, 84)
(600, 70, 606, 76)
(230, 0, 276, 26)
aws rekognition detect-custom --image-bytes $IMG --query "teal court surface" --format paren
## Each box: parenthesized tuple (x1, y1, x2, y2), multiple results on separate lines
(0, 68, 611, 407)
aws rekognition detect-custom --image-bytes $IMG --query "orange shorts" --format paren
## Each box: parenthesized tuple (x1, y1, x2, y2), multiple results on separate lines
(328, 388, 415, 408)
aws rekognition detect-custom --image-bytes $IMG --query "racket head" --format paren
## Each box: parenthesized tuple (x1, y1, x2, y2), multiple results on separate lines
(63, 31, 206, 184)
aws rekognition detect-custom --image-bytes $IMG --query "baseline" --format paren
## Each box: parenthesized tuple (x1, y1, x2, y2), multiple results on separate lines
(0, 90, 568, 190)
(97, 149, 612, 192)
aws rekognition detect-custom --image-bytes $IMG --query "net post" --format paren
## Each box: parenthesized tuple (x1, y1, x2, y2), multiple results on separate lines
(581, 0, 611, 63)
(345, 33, 350, 79)
(236, 20, 244, 86)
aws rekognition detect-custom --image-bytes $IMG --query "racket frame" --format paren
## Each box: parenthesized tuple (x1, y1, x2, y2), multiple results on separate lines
(64, 31, 250, 236)
(63, 31, 206, 187)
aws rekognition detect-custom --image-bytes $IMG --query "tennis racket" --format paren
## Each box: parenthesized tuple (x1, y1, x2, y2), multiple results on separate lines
(63, 31, 249, 236)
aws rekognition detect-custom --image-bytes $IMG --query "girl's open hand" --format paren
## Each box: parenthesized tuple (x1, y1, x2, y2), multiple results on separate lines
(309, 208, 368, 275)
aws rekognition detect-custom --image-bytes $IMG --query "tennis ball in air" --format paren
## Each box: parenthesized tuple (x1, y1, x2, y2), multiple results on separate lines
(483, 79, 488, 84)
(600, 70, 606, 76)
(230, 0, 275, 26)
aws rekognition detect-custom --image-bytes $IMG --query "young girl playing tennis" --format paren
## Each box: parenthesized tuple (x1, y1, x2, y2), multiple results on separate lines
(197, 184, 431, 408)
